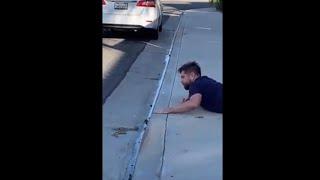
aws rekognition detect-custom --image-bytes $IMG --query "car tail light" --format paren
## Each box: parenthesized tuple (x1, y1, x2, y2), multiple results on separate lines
(136, 0, 156, 7)
(102, 0, 106, 5)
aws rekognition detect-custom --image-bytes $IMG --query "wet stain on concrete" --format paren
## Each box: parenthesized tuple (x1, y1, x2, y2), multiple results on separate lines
(111, 126, 139, 137)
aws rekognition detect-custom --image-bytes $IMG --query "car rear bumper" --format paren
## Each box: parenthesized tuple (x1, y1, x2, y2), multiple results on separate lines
(103, 14, 160, 30)
(103, 24, 144, 30)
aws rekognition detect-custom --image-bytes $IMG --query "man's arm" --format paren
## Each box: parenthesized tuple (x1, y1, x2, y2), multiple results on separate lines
(155, 93, 202, 114)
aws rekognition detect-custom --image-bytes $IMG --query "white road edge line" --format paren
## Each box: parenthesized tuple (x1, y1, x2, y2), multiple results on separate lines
(123, 11, 184, 180)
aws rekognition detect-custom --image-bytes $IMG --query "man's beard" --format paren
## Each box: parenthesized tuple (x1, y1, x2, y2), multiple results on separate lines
(184, 84, 190, 90)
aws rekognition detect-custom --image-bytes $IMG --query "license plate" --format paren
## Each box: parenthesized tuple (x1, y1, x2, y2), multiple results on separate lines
(114, 2, 128, 10)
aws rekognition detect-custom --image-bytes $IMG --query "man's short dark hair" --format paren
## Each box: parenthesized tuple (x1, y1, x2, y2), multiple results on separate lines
(178, 61, 201, 76)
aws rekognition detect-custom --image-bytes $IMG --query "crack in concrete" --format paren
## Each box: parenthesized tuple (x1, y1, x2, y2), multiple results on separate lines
(144, 77, 161, 81)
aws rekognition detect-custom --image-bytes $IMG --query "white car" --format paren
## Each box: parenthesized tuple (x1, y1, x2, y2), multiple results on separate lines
(102, 0, 163, 39)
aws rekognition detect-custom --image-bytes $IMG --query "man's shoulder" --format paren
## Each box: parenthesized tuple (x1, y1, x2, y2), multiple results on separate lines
(196, 76, 216, 84)
(196, 76, 223, 90)
(189, 76, 209, 92)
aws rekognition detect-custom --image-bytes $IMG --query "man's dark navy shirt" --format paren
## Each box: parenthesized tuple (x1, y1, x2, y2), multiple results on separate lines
(189, 76, 223, 113)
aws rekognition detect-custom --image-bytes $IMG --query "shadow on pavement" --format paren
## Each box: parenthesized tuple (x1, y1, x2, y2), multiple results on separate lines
(161, 2, 212, 25)
(102, 30, 148, 102)
(103, 30, 152, 41)
(163, 1, 213, 11)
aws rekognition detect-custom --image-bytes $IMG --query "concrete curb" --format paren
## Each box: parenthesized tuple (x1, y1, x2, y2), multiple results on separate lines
(123, 11, 184, 180)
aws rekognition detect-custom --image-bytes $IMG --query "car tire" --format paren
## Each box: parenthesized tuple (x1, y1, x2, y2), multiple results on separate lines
(150, 29, 159, 40)
(103, 28, 113, 37)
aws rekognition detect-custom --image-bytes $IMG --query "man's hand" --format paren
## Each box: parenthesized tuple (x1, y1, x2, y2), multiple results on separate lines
(154, 94, 201, 114)
(182, 97, 189, 103)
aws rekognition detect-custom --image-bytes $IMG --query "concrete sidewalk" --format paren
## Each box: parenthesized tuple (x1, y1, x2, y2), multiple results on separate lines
(133, 7, 222, 180)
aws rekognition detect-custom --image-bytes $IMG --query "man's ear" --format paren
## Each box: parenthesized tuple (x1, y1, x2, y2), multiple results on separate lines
(190, 72, 196, 80)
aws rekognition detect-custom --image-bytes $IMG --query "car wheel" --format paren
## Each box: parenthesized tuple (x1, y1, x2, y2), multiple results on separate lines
(103, 28, 113, 37)
(150, 29, 159, 40)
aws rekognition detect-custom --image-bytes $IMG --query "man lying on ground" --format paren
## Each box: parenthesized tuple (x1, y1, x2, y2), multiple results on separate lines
(155, 61, 222, 114)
